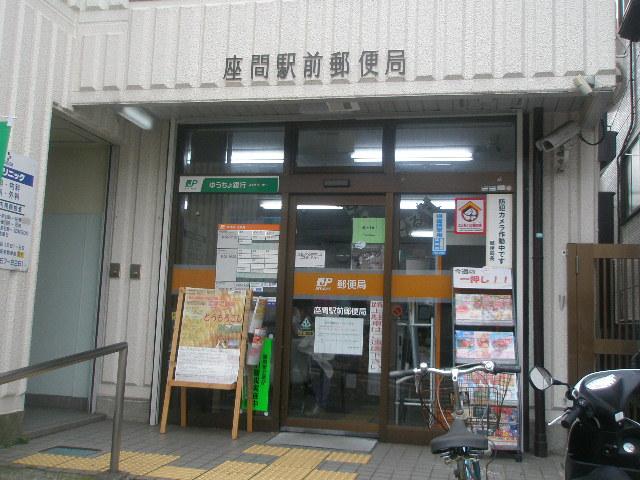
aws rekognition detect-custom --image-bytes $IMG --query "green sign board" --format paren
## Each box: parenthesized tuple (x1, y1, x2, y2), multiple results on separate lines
(0, 120, 12, 175)
(352, 218, 386, 244)
(179, 176, 279, 194)
(242, 337, 272, 412)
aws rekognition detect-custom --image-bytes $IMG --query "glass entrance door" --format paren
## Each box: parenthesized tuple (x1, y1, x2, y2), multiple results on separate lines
(284, 196, 386, 433)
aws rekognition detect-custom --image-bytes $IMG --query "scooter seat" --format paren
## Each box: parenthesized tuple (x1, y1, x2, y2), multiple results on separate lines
(430, 418, 488, 454)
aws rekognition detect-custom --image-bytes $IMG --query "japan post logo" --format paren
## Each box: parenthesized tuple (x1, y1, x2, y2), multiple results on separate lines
(315, 277, 333, 291)
(182, 178, 200, 192)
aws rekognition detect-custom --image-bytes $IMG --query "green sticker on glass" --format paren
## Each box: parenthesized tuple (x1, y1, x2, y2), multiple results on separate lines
(242, 337, 272, 412)
(352, 218, 385, 244)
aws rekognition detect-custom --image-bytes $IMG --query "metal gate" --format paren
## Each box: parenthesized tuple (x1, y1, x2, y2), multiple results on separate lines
(567, 244, 640, 385)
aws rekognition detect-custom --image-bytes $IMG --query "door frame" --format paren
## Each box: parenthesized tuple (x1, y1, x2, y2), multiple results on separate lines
(279, 193, 392, 435)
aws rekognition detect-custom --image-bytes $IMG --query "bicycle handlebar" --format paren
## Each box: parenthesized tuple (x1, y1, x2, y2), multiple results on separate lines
(389, 361, 521, 379)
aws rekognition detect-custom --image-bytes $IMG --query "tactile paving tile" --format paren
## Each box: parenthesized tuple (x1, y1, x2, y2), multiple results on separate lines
(325, 452, 371, 464)
(118, 452, 179, 475)
(13, 453, 77, 467)
(147, 465, 206, 479)
(243, 444, 290, 457)
(58, 450, 139, 472)
(271, 448, 328, 469)
(251, 465, 313, 480)
(196, 461, 267, 480)
(305, 471, 358, 480)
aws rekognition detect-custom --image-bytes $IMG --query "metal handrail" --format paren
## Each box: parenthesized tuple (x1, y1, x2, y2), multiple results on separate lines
(0, 342, 128, 473)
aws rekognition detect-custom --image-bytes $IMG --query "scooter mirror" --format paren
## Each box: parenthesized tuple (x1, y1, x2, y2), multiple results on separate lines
(529, 366, 554, 391)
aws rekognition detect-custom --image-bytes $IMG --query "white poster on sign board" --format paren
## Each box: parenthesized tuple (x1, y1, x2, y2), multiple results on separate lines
(453, 267, 512, 290)
(314, 317, 363, 355)
(0, 152, 37, 271)
(295, 250, 325, 268)
(486, 194, 512, 267)
(455, 198, 485, 234)
(175, 347, 240, 384)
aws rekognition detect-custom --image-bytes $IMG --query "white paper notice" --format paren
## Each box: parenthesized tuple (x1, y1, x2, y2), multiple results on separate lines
(295, 250, 326, 268)
(485, 194, 512, 268)
(368, 301, 383, 373)
(175, 346, 240, 384)
(215, 249, 238, 282)
(314, 317, 363, 356)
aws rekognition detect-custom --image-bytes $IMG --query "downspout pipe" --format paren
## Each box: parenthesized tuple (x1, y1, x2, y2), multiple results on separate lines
(532, 107, 548, 457)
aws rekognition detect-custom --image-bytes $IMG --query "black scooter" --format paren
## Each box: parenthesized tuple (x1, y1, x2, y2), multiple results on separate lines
(529, 363, 640, 480)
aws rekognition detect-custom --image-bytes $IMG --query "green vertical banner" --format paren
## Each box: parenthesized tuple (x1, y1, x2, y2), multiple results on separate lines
(0, 119, 12, 175)
(242, 337, 272, 412)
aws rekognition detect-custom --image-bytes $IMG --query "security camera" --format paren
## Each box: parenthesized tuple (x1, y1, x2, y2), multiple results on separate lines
(535, 121, 581, 152)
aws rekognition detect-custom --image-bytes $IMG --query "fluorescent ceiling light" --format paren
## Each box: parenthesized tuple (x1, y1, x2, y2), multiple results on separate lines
(396, 147, 473, 162)
(118, 106, 155, 130)
(260, 200, 282, 210)
(400, 199, 456, 210)
(260, 200, 343, 210)
(298, 205, 343, 210)
(351, 148, 383, 163)
(351, 147, 473, 163)
(431, 200, 456, 210)
(410, 230, 434, 238)
(230, 150, 284, 164)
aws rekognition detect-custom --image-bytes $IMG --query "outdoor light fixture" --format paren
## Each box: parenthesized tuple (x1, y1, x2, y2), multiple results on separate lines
(117, 106, 155, 130)
(351, 147, 473, 163)
(259, 200, 343, 210)
(230, 150, 284, 164)
(410, 230, 434, 238)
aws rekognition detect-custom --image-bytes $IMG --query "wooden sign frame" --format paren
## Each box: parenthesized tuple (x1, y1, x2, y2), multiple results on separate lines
(159, 287, 253, 439)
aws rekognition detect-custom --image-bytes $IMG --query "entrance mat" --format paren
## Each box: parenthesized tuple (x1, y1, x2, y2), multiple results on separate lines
(266, 432, 376, 453)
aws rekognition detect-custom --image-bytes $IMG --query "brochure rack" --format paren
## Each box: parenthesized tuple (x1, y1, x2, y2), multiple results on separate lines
(451, 267, 521, 454)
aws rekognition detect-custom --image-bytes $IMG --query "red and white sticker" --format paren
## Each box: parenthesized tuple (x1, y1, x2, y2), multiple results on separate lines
(455, 198, 485, 234)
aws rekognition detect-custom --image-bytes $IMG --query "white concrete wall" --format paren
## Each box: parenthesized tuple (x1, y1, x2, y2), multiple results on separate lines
(0, 0, 170, 421)
(540, 113, 600, 451)
(71, 0, 617, 105)
(0, 0, 78, 417)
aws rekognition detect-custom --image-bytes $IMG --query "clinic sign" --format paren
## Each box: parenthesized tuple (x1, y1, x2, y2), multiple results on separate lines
(0, 152, 37, 271)
(180, 176, 279, 193)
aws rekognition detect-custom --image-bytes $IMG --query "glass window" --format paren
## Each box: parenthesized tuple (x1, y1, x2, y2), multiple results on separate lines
(169, 193, 281, 421)
(625, 139, 640, 218)
(179, 126, 285, 175)
(395, 118, 516, 173)
(296, 126, 383, 168)
(389, 194, 487, 427)
(288, 201, 385, 428)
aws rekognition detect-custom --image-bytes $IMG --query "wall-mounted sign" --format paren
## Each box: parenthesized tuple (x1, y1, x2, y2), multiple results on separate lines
(453, 267, 512, 290)
(179, 176, 279, 194)
(455, 198, 485, 234)
(215, 224, 279, 291)
(486, 194, 512, 268)
(432, 212, 447, 255)
(0, 152, 36, 271)
(223, 49, 406, 82)
(294, 271, 383, 299)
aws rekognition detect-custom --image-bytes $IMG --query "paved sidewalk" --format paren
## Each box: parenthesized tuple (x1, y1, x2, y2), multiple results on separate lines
(0, 421, 564, 479)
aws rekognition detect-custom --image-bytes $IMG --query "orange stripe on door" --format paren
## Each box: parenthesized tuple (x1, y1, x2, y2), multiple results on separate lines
(391, 274, 452, 300)
(293, 271, 383, 298)
(171, 266, 216, 292)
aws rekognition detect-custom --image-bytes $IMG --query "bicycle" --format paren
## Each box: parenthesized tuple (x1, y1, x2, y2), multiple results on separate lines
(390, 361, 521, 480)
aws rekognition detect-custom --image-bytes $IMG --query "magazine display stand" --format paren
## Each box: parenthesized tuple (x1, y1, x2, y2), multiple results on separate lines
(452, 267, 521, 454)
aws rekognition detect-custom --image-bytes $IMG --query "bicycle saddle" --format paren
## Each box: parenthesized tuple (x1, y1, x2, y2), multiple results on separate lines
(430, 418, 489, 454)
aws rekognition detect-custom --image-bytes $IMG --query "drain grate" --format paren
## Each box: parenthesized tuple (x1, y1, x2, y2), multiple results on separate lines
(41, 446, 101, 457)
